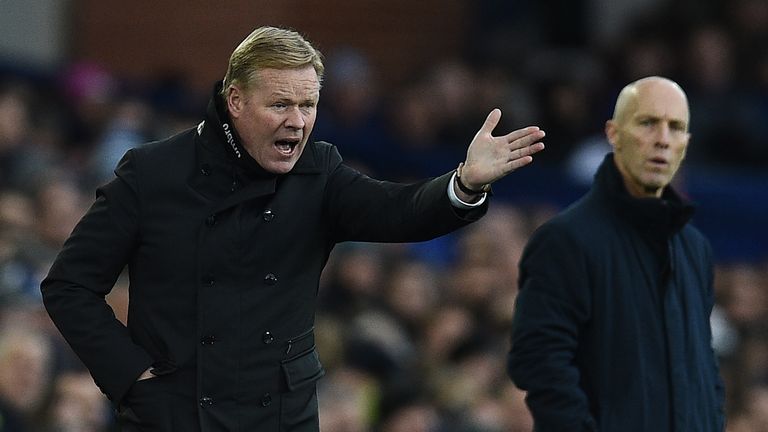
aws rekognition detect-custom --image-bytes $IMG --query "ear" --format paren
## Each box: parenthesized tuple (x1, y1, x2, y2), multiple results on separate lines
(226, 85, 244, 119)
(605, 120, 619, 150)
(680, 132, 691, 159)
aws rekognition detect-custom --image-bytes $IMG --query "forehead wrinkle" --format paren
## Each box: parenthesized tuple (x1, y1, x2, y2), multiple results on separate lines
(251, 67, 319, 96)
(268, 82, 319, 102)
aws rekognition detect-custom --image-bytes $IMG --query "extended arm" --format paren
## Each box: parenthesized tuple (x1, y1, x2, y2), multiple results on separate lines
(325, 159, 484, 243)
(324, 109, 544, 242)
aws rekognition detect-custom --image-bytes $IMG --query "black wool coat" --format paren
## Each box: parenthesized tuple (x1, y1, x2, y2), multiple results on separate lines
(41, 91, 486, 432)
(508, 154, 725, 432)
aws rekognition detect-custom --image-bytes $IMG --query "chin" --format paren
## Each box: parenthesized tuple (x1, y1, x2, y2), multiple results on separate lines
(642, 172, 670, 187)
(265, 161, 298, 175)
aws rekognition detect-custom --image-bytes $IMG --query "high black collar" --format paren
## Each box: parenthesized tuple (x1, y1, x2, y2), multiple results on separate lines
(593, 153, 694, 235)
(200, 81, 322, 176)
(204, 82, 272, 178)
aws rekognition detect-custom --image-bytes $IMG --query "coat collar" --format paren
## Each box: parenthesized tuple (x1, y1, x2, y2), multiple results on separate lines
(593, 153, 694, 235)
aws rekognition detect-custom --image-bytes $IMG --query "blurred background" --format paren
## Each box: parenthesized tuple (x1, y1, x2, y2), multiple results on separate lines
(1, 0, 767, 431)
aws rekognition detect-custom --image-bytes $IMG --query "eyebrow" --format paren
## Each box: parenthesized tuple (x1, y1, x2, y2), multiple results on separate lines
(635, 114, 686, 123)
(634, 115, 688, 130)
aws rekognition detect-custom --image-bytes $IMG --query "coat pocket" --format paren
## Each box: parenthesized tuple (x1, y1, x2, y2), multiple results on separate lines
(118, 376, 172, 431)
(281, 347, 325, 392)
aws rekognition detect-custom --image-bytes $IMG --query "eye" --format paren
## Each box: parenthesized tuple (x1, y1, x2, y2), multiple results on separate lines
(670, 122, 687, 132)
(297, 102, 315, 114)
(272, 102, 287, 110)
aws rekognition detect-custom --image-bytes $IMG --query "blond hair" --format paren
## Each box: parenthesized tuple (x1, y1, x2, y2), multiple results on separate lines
(221, 26, 324, 98)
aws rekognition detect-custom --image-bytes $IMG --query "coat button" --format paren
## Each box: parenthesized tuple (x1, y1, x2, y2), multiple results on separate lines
(201, 335, 216, 345)
(199, 396, 214, 407)
(262, 209, 275, 221)
(262, 331, 275, 344)
(205, 214, 216, 226)
(200, 164, 211, 176)
(264, 273, 278, 285)
(202, 275, 215, 287)
(261, 393, 272, 407)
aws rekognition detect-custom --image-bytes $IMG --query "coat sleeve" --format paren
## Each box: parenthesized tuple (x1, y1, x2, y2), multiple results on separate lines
(322, 146, 486, 243)
(507, 222, 598, 432)
(702, 239, 727, 432)
(41, 150, 153, 405)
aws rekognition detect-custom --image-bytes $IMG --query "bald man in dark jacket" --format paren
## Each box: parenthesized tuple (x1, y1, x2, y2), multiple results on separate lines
(508, 77, 724, 431)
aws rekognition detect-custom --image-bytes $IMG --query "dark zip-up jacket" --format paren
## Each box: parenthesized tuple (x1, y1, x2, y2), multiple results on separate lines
(508, 154, 725, 431)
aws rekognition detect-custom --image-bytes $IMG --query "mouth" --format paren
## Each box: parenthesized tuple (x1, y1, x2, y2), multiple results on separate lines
(648, 157, 668, 169)
(275, 138, 301, 156)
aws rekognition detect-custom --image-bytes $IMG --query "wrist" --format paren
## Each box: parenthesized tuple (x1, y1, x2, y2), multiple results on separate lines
(456, 162, 490, 194)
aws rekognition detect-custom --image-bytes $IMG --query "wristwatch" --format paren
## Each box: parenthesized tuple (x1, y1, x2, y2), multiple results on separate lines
(456, 162, 491, 194)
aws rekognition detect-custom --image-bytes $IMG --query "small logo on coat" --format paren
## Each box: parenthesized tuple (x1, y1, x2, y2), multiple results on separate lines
(222, 123, 241, 158)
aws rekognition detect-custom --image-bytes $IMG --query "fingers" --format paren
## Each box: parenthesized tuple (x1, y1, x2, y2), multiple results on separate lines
(479, 108, 502, 134)
(506, 155, 535, 171)
(509, 142, 545, 162)
(503, 141, 545, 174)
(504, 127, 545, 147)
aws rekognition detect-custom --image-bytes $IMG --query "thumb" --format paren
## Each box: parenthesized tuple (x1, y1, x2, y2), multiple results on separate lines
(480, 108, 502, 134)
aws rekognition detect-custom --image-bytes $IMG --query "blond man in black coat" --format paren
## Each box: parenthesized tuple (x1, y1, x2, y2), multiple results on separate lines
(42, 26, 545, 432)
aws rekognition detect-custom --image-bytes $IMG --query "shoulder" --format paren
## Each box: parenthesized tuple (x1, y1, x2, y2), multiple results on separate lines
(680, 223, 708, 244)
(116, 128, 197, 174)
(310, 140, 342, 166)
(132, 128, 197, 161)
(290, 140, 343, 175)
(112, 128, 197, 190)
(522, 193, 610, 265)
(524, 212, 583, 264)
(535, 194, 601, 241)
(679, 223, 713, 262)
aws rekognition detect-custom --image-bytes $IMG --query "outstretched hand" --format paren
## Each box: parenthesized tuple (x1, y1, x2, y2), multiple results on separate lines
(459, 109, 545, 191)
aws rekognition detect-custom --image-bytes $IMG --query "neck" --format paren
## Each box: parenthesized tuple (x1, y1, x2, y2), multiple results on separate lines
(613, 159, 663, 199)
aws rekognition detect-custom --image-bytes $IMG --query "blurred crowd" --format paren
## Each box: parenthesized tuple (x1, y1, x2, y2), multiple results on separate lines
(1, 0, 768, 431)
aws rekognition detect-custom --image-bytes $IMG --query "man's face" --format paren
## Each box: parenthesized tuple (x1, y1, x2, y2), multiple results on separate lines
(606, 80, 690, 198)
(227, 66, 320, 174)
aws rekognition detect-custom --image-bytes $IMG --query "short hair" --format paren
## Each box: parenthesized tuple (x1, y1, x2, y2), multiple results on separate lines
(221, 26, 325, 99)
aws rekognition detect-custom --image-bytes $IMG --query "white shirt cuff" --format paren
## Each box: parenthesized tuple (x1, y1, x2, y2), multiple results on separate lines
(447, 172, 487, 209)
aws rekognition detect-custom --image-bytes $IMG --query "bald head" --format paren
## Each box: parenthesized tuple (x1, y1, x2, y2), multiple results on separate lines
(612, 76, 689, 127)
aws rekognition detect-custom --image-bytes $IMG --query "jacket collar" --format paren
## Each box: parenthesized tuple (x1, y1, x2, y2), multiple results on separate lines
(593, 153, 694, 235)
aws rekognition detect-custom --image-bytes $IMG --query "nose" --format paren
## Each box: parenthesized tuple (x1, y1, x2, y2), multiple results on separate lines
(284, 106, 305, 130)
(655, 123, 671, 148)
